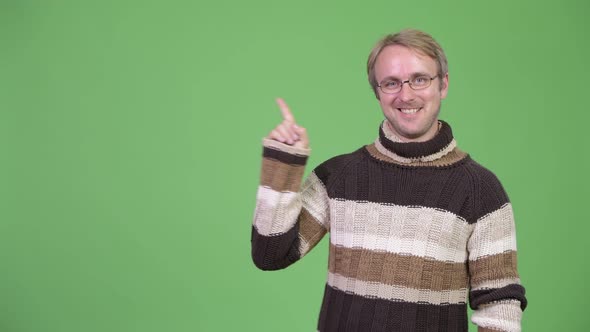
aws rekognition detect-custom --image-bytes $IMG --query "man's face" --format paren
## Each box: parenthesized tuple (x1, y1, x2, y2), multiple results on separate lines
(374, 45, 449, 142)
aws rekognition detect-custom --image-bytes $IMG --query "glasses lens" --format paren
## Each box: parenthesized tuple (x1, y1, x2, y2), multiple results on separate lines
(410, 76, 431, 89)
(380, 80, 400, 94)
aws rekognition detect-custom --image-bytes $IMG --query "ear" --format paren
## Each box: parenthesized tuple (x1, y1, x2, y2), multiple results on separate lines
(440, 73, 449, 99)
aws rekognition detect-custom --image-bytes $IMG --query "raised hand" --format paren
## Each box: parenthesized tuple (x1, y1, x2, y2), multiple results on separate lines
(267, 98, 309, 149)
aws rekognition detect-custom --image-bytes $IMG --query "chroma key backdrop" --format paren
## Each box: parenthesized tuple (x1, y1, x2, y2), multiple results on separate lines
(1, 0, 588, 331)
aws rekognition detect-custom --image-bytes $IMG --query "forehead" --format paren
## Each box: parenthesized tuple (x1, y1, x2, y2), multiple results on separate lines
(374, 45, 437, 81)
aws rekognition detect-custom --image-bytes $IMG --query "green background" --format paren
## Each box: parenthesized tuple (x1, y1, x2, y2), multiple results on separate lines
(1, 0, 588, 331)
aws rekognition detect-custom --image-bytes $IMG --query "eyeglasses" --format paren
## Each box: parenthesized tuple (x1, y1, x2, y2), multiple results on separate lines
(378, 75, 439, 94)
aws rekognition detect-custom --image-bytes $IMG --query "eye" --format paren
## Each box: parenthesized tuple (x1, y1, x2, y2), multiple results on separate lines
(413, 76, 428, 84)
(383, 80, 399, 88)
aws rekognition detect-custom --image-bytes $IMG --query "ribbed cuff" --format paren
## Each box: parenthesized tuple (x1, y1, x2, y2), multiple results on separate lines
(262, 138, 311, 156)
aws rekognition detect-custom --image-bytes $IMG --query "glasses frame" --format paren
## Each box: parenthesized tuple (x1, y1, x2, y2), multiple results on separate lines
(378, 75, 440, 94)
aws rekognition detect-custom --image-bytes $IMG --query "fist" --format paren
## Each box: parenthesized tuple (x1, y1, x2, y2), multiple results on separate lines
(267, 98, 309, 149)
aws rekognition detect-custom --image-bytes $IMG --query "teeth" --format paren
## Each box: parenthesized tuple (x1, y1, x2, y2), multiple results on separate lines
(399, 108, 419, 114)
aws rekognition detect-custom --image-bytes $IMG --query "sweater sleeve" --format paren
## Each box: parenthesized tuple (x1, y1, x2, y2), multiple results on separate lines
(467, 169, 527, 332)
(251, 139, 330, 271)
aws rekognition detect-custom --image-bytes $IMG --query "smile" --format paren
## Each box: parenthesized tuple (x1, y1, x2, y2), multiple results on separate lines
(398, 108, 421, 114)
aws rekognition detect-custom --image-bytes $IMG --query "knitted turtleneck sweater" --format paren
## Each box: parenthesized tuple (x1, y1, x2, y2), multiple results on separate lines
(252, 120, 527, 332)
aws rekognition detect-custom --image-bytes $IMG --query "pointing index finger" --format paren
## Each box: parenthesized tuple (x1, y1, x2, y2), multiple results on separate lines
(276, 98, 295, 123)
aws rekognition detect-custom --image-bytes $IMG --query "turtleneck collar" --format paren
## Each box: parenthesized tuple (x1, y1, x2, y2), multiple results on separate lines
(374, 120, 457, 164)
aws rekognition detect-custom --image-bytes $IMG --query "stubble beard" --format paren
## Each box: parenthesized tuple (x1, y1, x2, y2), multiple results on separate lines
(385, 105, 441, 142)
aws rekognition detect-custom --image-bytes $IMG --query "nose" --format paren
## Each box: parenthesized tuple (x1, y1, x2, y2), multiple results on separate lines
(398, 82, 416, 102)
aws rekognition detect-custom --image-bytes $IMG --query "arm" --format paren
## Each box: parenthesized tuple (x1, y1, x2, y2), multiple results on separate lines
(467, 169, 527, 332)
(251, 99, 329, 270)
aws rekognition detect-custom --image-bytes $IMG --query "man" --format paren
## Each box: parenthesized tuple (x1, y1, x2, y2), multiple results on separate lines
(252, 29, 527, 331)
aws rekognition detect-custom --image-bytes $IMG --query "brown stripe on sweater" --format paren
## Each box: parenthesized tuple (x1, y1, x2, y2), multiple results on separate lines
(260, 157, 305, 192)
(328, 245, 469, 291)
(469, 251, 519, 285)
(263, 146, 308, 165)
(365, 143, 468, 167)
(298, 207, 327, 255)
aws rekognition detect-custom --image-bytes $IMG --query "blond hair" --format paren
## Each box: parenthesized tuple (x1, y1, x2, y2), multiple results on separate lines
(367, 29, 448, 98)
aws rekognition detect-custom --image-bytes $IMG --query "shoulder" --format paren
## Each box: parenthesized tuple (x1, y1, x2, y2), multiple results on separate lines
(313, 147, 367, 187)
(462, 157, 511, 221)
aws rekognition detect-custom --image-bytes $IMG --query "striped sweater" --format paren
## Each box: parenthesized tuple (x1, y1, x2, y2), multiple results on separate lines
(252, 120, 527, 332)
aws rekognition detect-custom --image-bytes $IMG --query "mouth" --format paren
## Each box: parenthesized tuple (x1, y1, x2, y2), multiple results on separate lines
(397, 107, 421, 114)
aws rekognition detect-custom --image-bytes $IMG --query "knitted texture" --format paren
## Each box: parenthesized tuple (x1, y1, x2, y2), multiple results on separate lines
(252, 120, 527, 332)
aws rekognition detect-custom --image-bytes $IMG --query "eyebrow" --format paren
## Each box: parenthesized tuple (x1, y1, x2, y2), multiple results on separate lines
(379, 72, 432, 82)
